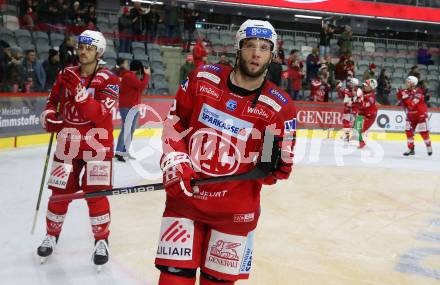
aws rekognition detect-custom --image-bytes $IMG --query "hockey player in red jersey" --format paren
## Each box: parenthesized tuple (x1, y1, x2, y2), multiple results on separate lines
(336, 77, 362, 142)
(310, 66, 330, 102)
(356, 79, 378, 149)
(396, 76, 432, 156)
(155, 19, 296, 285)
(37, 30, 120, 268)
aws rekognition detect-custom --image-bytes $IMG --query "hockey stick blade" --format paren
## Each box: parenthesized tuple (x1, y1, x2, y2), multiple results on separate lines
(49, 167, 271, 203)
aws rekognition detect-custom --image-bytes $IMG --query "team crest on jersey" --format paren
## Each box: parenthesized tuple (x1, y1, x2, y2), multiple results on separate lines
(241, 101, 274, 122)
(181, 77, 189, 91)
(197, 81, 221, 101)
(284, 119, 297, 133)
(226, 99, 237, 111)
(269, 88, 288, 104)
(197, 71, 221, 84)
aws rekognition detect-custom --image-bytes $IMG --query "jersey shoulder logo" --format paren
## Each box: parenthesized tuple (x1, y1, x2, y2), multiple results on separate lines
(268, 88, 288, 104)
(197, 71, 221, 84)
(258, 95, 281, 112)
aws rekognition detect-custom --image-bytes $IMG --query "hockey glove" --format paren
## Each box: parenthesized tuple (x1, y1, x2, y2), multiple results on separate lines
(60, 68, 89, 104)
(161, 152, 199, 198)
(40, 109, 63, 133)
(261, 138, 294, 185)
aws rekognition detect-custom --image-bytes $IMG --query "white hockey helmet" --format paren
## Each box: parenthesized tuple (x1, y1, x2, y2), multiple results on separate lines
(349, 77, 359, 87)
(235, 19, 278, 56)
(364, 78, 377, 89)
(406, 75, 418, 86)
(78, 30, 106, 58)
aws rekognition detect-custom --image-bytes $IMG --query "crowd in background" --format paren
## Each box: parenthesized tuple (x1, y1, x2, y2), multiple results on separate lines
(0, 0, 438, 106)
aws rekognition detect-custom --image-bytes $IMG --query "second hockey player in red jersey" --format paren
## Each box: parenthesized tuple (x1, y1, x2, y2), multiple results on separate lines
(155, 20, 296, 285)
(356, 79, 378, 149)
(37, 30, 120, 268)
(336, 77, 362, 142)
(397, 76, 432, 156)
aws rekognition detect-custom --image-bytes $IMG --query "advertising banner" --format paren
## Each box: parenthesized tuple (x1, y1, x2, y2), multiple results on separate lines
(1, 93, 439, 138)
(220, 0, 440, 23)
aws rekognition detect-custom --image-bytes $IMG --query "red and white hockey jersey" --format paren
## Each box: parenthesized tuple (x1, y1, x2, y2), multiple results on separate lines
(45, 66, 120, 158)
(397, 87, 428, 121)
(162, 64, 296, 229)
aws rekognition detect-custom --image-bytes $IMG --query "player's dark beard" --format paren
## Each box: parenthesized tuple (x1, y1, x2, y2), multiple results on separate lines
(238, 54, 270, 78)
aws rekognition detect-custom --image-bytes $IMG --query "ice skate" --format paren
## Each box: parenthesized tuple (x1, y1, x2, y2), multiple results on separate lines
(358, 140, 366, 149)
(115, 154, 126, 162)
(427, 146, 433, 156)
(92, 239, 109, 272)
(37, 234, 58, 264)
(403, 148, 415, 156)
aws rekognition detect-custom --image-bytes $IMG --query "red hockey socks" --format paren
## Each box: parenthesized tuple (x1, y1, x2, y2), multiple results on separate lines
(420, 131, 431, 147)
(86, 197, 111, 240)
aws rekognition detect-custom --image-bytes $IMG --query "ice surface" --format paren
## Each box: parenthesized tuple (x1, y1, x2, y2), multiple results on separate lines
(0, 136, 439, 285)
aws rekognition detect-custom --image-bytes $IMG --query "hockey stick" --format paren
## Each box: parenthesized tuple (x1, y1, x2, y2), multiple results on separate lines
(30, 65, 66, 234)
(49, 166, 271, 203)
(30, 131, 56, 234)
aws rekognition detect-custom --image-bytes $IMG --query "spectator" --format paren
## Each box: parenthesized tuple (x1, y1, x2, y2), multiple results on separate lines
(267, 55, 283, 86)
(19, 0, 37, 19)
(192, 35, 207, 67)
(322, 54, 336, 87)
(277, 40, 285, 64)
(409, 65, 421, 80)
(419, 79, 431, 107)
(115, 60, 150, 162)
(339, 25, 353, 56)
(306, 47, 320, 85)
(130, 1, 147, 41)
(217, 54, 232, 67)
(319, 23, 334, 57)
(182, 3, 199, 52)
(49, 0, 68, 28)
(376, 68, 391, 105)
(287, 49, 303, 71)
(118, 6, 133, 53)
(3, 48, 24, 92)
(345, 55, 356, 78)
(0, 42, 12, 87)
(363, 63, 377, 81)
(59, 35, 77, 67)
(145, 5, 160, 42)
(287, 56, 304, 100)
(111, 58, 130, 78)
(43, 49, 61, 91)
(22, 5, 37, 30)
(180, 54, 195, 82)
(334, 55, 347, 81)
(164, 0, 180, 44)
(20, 49, 46, 92)
(83, 4, 97, 29)
(36, 0, 52, 28)
(417, 46, 434, 65)
(68, 1, 85, 28)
